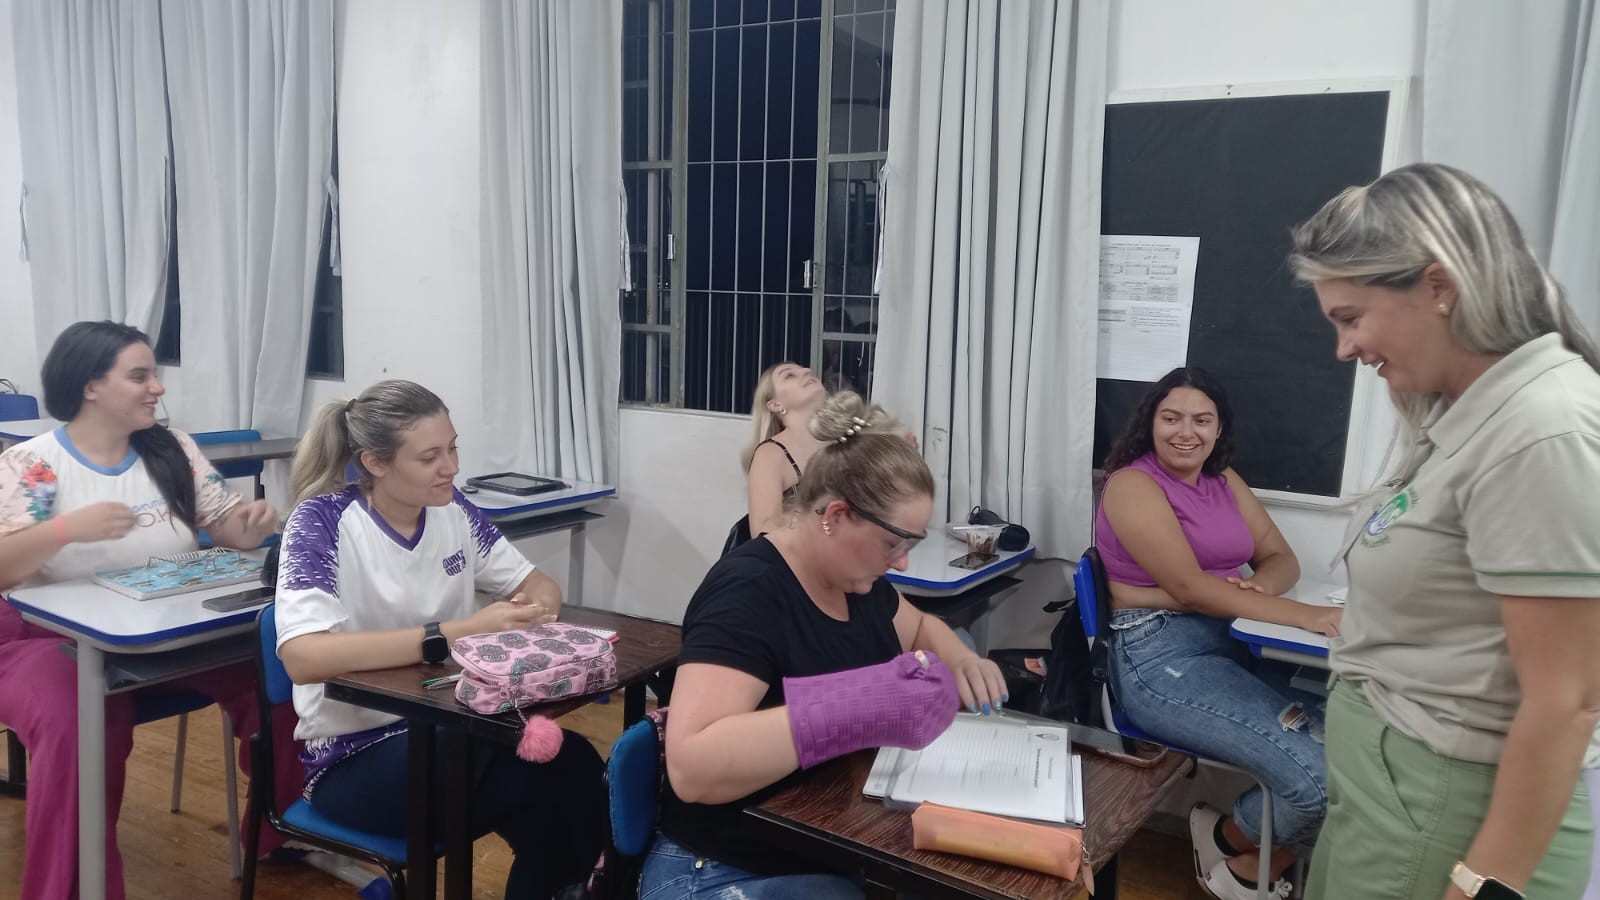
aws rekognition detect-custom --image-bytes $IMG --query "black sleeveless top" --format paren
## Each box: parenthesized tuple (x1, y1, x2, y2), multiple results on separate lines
(723, 439, 805, 557)
(762, 438, 803, 498)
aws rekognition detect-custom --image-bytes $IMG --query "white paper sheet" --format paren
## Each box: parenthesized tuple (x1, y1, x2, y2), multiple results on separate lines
(866, 715, 1081, 825)
(1097, 235, 1200, 382)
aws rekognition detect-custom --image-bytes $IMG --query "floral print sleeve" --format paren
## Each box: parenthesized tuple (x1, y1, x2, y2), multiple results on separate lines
(0, 448, 57, 538)
(175, 431, 243, 529)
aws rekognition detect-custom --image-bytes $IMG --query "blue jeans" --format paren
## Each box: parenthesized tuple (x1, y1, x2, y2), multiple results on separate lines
(639, 833, 865, 900)
(1109, 608, 1328, 854)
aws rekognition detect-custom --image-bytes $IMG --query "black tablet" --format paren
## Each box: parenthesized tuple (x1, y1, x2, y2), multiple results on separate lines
(465, 472, 566, 496)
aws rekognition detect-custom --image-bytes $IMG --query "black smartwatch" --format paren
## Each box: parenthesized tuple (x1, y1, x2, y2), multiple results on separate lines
(1450, 862, 1523, 900)
(421, 621, 449, 664)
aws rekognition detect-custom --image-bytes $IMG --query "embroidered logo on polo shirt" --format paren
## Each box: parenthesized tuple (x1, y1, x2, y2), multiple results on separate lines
(442, 549, 466, 576)
(1360, 486, 1417, 548)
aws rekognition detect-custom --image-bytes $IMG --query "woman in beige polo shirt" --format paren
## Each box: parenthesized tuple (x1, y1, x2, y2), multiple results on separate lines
(1290, 163, 1600, 900)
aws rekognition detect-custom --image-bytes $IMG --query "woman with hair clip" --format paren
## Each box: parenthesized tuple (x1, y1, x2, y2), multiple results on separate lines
(0, 320, 297, 899)
(273, 379, 605, 899)
(1290, 163, 1600, 900)
(642, 391, 1008, 899)
(735, 362, 829, 548)
(1097, 365, 1337, 900)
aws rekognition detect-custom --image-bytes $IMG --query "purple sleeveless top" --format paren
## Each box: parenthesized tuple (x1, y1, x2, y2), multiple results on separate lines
(1094, 452, 1254, 587)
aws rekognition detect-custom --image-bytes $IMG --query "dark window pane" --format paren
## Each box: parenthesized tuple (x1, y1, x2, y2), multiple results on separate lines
(786, 293, 811, 363)
(762, 161, 790, 292)
(688, 31, 713, 160)
(851, 12, 887, 154)
(623, 85, 646, 162)
(621, 331, 671, 403)
(707, 292, 737, 411)
(856, 0, 883, 13)
(824, 162, 847, 295)
(659, 13, 675, 159)
(843, 160, 877, 296)
(655, 171, 673, 323)
(765, 22, 794, 159)
(796, 0, 821, 20)
(822, 338, 874, 397)
(742, 0, 769, 24)
(710, 163, 738, 290)
(736, 162, 763, 291)
(738, 27, 766, 160)
(733, 292, 762, 406)
(690, 0, 715, 30)
(712, 28, 740, 160)
(828, 14, 854, 153)
(687, 164, 711, 289)
(880, 11, 894, 151)
(792, 20, 820, 157)
(685, 291, 710, 408)
(716, 0, 741, 26)
(823, 294, 845, 333)
(789, 159, 815, 292)
(771, 0, 795, 21)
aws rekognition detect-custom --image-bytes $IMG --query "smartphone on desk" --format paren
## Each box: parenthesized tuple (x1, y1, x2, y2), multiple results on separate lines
(201, 586, 272, 614)
(1070, 723, 1168, 768)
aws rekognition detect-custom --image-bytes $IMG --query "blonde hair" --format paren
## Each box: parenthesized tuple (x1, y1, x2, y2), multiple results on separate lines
(290, 380, 449, 505)
(740, 361, 796, 473)
(1289, 162, 1600, 484)
(791, 392, 933, 517)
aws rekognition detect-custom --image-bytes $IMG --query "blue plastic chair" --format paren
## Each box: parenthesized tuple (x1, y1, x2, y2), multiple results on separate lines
(602, 709, 669, 900)
(1074, 549, 1279, 898)
(241, 604, 433, 900)
(191, 428, 266, 500)
(0, 393, 39, 422)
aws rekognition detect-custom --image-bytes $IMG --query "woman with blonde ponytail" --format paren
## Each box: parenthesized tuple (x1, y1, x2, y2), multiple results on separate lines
(734, 362, 829, 548)
(273, 380, 606, 898)
(644, 391, 1007, 899)
(1289, 163, 1600, 900)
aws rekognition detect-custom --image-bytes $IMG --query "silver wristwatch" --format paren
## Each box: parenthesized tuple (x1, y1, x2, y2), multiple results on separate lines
(1450, 862, 1522, 900)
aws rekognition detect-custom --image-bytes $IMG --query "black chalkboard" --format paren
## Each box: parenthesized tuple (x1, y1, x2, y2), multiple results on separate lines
(1095, 91, 1390, 497)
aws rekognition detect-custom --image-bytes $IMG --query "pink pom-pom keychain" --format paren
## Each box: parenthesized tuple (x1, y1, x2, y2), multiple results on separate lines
(516, 714, 564, 762)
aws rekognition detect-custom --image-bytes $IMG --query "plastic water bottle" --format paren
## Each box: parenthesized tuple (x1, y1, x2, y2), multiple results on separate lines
(299, 850, 391, 899)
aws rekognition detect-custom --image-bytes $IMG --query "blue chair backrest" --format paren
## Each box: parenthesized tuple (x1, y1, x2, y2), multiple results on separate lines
(192, 428, 264, 480)
(256, 604, 294, 706)
(1073, 548, 1110, 640)
(608, 715, 663, 857)
(0, 393, 40, 422)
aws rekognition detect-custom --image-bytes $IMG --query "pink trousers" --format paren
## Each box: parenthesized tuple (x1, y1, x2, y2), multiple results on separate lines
(0, 617, 304, 900)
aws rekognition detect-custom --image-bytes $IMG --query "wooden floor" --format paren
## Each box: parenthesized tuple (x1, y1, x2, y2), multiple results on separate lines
(0, 701, 1208, 899)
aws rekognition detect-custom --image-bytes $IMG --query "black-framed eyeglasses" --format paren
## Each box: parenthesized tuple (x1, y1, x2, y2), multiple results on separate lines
(817, 503, 927, 555)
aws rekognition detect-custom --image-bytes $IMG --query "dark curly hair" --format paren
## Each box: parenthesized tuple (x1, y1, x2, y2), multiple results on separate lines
(1102, 367, 1236, 478)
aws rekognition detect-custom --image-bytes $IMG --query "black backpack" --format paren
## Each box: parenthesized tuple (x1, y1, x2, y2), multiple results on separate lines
(1039, 594, 1100, 727)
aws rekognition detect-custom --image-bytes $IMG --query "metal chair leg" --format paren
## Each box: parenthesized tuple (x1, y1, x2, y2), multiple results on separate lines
(1257, 786, 1274, 899)
(170, 712, 188, 812)
(223, 711, 241, 879)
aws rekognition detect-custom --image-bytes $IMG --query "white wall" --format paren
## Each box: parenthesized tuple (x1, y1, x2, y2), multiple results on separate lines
(0, 5, 37, 396)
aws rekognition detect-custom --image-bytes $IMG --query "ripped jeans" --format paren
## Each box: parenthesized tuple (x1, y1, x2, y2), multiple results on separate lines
(1109, 609, 1328, 854)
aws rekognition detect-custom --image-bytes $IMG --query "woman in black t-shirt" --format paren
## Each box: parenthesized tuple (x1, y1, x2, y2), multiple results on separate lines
(642, 392, 1010, 899)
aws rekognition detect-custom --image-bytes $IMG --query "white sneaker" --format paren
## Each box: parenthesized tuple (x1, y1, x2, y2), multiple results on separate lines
(1188, 802, 1229, 883)
(1200, 858, 1292, 900)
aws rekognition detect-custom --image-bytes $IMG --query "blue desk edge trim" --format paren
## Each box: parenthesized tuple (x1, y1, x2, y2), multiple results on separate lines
(6, 598, 263, 647)
(480, 486, 616, 517)
(1229, 623, 1330, 659)
(887, 546, 1036, 591)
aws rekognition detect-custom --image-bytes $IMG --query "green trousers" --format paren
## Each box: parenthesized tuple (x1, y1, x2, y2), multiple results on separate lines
(1307, 680, 1592, 899)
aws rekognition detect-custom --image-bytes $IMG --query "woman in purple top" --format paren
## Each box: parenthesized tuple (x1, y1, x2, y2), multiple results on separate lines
(1095, 367, 1341, 900)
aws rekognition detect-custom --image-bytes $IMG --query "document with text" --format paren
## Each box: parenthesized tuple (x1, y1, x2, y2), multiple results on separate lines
(864, 715, 1083, 825)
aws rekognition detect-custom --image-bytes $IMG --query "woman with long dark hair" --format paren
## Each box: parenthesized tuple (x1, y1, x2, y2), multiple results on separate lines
(1097, 366, 1336, 899)
(0, 320, 300, 899)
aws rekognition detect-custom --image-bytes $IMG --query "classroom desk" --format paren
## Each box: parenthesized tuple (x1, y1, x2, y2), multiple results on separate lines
(745, 743, 1194, 900)
(0, 417, 59, 448)
(889, 532, 1035, 654)
(323, 606, 680, 900)
(1228, 581, 1341, 669)
(199, 436, 299, 467)
(7, 560, 274, 900)
(468, 480, 616, 607)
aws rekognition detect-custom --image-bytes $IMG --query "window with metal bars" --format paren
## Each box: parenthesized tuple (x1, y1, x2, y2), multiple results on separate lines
(620, 0, 894, 412)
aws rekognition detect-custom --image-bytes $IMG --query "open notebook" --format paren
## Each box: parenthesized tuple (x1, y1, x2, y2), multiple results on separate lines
(864, 714, 1084, 826)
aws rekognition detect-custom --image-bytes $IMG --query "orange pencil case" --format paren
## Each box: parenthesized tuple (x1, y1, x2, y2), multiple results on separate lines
(910, 802, 1084, 881)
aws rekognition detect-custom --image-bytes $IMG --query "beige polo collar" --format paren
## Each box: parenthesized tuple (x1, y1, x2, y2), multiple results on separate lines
(1423, 333, 1579, 458)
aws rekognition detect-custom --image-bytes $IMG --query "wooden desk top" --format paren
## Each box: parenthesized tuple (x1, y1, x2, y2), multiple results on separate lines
(746, 744, 1193, 900)
(323, 607, 681, 746)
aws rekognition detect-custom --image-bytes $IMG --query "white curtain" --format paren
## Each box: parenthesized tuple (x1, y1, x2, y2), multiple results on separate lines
(12, 0, 170, 345)
(1423, 0, 1600, 335)
(480, 0, 623, 484)
(872, 0, 1108, 560)
(160, 0, 335, 435)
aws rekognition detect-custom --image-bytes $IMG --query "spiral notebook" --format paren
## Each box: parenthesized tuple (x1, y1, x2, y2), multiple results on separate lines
(864, 714, 1084, 826)
(93, 550, 264, 601)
